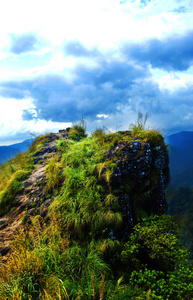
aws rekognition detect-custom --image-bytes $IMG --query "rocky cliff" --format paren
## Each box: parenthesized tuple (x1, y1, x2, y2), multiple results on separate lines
(105, 131, 169, 238)
(0, 128, 170, 258)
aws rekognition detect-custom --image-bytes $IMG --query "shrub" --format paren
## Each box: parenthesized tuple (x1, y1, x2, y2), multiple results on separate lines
(68, 128, 81, 141)
(72, 125, 87, 138)
(121, 215, 188, 272)
(129, 112, 148, 135)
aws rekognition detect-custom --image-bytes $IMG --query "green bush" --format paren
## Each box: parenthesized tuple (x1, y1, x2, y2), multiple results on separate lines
(72, 125, 87, 138)
(121, 215, 188, 272)
(68, 128, 81, 141)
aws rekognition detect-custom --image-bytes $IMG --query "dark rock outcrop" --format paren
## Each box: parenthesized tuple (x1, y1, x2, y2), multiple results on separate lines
(106, 134, 170, 238)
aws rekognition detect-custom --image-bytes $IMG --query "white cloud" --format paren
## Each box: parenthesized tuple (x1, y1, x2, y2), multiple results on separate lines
(0, 96, 71, 142)
(151, 67, 193, 93)
(97, 114, 109, 119)
(0, 97, 33, 123)
(28, 119, 72, 135)
(0, 97, 34, 137)
(0, 0, 192, 52)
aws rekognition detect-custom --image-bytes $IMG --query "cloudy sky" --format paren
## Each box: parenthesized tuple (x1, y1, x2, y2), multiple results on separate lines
(0, 0, 193, 144)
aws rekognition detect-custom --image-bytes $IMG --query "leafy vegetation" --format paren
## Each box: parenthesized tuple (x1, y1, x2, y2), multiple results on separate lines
(0, 124, 192, 299)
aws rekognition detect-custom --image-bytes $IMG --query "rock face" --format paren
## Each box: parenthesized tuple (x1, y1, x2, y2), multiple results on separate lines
(106, 132, 170, 238)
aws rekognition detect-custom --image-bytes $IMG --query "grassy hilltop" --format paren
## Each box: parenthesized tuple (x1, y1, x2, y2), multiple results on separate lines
(0, 121, 193, 299)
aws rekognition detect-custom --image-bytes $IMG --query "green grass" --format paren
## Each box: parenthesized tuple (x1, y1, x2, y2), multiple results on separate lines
(45, 155, 61, 191)
(51, 135, 124, 241)
(0, 133, 58, 216)
(0, 156, 34, 216)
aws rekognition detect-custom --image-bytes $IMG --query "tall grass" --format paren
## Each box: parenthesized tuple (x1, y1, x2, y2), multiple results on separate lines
(129, 112, 148, 135)
(0, 153, 34, 216)
(45, 155, 61, 190)
(51, 136, 124, 242)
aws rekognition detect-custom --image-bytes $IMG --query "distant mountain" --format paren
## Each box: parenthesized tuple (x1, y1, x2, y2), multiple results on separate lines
(0, 139, 32, 166)
(165, 131, 193, 150)
(164, 132, 193, 259)
(165, 131, 193, 187)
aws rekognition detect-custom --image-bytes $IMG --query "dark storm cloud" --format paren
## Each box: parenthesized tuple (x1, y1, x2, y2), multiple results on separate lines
(75, 60, 147, 87)
(0, 86, 27, 99)
(1, 34, 193, 132)
(123, 31, 193, 71)
(64, 40, 99, 57)
(1, 62, 193, 134)
(10, 33, 38, 54)
(0, 80, 33, 99)
(22, 110, 34, 121)
(2, 63, 192, 130)
(0, 59, 148, 122)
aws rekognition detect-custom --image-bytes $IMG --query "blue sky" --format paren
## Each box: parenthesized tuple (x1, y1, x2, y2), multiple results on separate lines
(0, 0, 193, 144)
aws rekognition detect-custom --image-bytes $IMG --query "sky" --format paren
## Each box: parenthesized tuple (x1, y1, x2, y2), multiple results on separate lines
(0, 0, 193, 145)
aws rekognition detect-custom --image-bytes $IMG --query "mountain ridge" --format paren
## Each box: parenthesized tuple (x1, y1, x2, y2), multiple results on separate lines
(0, 139, 32, 166)
(165, 131, 193, 187)
(0, 126, 192, 299)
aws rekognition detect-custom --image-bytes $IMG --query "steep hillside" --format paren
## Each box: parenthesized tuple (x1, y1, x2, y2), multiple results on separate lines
(0, 126, 192, 299)
(166, 132, 193, 263)
(165, 131, 193, 182)
(167, 145, 190, 176)
(165, 131, 193, 150)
